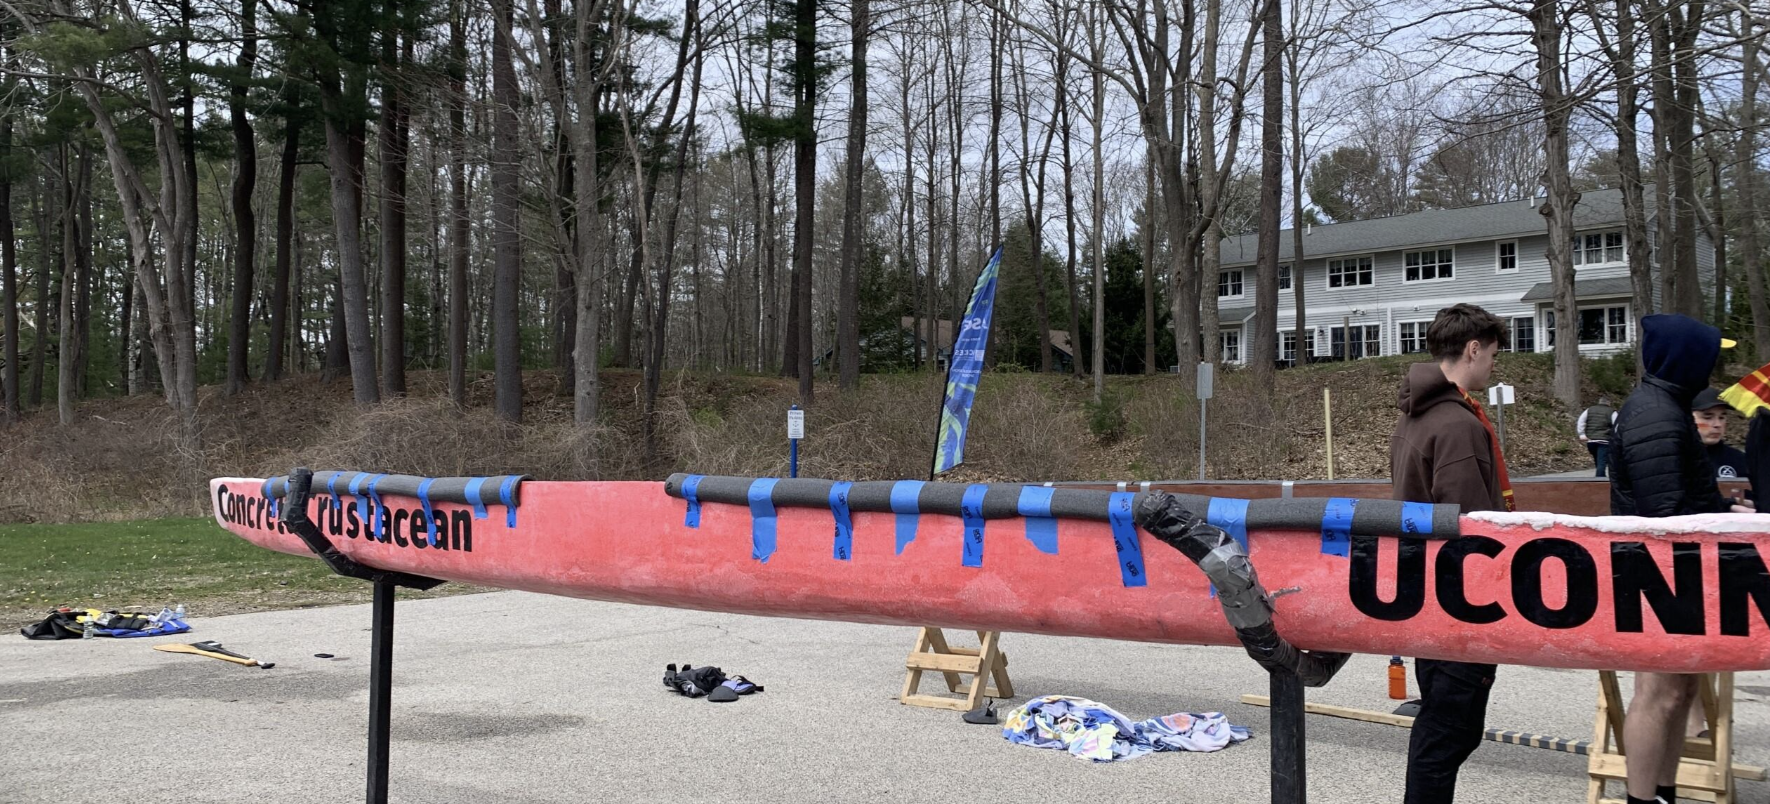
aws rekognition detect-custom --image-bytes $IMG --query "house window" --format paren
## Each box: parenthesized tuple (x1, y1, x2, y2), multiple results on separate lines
(1327, 256, 1373, 288)
(1511, 316, 1535, 353)
(1218, 269, 1244, 298)
(1220, 331, 1242, 363)
(1545, 310, 1555, 347)
(1278, 263, 1292, 291)
(1404, 248, 1455, 282)
(1573, 231, 1625, 265)
(1497, 241, 1518, 272)
(1330, 324, 1382, 359)
(1280, 330, 1297, 363)
(1399, 321, 1429, 354)
(1577, 305, 1629, 345)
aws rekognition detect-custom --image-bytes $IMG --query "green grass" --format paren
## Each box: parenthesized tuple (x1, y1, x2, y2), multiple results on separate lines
(0, 518, 478, 628)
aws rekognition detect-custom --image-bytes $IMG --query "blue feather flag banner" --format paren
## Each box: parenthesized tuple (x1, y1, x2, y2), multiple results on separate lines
(933, 247, 1003, 477)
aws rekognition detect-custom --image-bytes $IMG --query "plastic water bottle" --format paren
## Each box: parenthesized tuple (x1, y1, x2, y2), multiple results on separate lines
(82, 618, 95, 639)
(173, 603, 187, 621)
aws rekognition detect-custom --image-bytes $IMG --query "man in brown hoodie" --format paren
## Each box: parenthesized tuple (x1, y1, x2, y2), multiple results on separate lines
(1391, 303, 1511, 804)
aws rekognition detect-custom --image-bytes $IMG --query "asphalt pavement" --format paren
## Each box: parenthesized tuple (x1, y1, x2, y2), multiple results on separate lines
(2, 591, 1766, 803)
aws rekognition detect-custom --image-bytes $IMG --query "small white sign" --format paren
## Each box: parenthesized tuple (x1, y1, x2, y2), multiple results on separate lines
(1488, 383, 1515, 406)
(1197, 362, 1215, 400)
(787, 409, 805, 440)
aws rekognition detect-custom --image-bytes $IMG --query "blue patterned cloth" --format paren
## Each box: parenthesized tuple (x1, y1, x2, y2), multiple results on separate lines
(1002, 695, 1252, 762)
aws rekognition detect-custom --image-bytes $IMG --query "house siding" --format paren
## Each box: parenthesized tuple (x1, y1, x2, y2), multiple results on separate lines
(1212, 215, 1709, 366)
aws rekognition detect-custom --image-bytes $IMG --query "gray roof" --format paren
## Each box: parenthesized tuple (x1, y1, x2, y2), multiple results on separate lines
(1519, 276, 1635, 302)
(1221, 187, 1649, 266)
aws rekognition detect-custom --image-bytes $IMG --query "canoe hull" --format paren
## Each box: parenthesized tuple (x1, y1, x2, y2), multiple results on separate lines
(209, 478, 1770, 672)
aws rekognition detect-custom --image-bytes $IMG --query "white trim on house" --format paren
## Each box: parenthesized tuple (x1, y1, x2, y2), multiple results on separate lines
(1325, 255, 1375, 290)
(1403, 247, 1456, 283)
(1222, 228, 1560, 269)
(1218, 268, 1246, 301)
(1573, 230, 1627, 268)
(1496, 240, 1519, 273)
(1396, 319, 1433, 355)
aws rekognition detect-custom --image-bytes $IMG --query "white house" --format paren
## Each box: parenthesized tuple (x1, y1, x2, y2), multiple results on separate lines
(1213, 187, 1715, 365)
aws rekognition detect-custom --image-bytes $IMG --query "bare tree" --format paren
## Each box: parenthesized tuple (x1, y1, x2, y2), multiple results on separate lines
(379, 9, 411, 398)
(449, 0, 472, 406)
(265, 89, 301, 383)
(491, 0, 523, 422)
(1251, 0, 1280, 393)
(1584, 0, 1657, 355)
(1730, 7, 1767, 354)
(224, 0, 258, 396)
(0, 65, 14, 425)
(314, 0, 381, 406)
(837, 0, 869, 391)
(1528, 0, 1583, 410)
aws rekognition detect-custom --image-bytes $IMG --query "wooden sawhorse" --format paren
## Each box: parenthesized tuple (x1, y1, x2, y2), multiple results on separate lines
(899, 627, 1013, 712)
(1588, 671, 1765, 803)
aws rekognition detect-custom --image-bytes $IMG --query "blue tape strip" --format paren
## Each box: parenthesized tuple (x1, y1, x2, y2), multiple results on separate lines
(1206, 497, 1251, 597)
(682, 475, 704, 529)
(829, 481, 854, 561)
(498, 476, 518, 528)
(465, 478, 490, 520)
(349, 473, 371, 537)
(890, 480, 925, 555)
(417, 478, 438, 546)
(748, 478, 780, 563)
(366, 474, 389, 541)
(1108, 492, 1147, 587)
(327, 473, 344, 512)
(261, 478, 278, 520)
(1321, 497, 1356, 557)
(1016, 487, 1059, 555)
(960, 484, 988, 568)
(1400, 501, 1435, 535)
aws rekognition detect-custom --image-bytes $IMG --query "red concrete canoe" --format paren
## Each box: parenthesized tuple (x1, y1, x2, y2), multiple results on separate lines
(209, 475, 1770, 673)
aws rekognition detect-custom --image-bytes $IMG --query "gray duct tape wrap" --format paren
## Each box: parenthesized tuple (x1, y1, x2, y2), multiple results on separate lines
(663, 473, 1459, 538)
(259, 471, 529, 508)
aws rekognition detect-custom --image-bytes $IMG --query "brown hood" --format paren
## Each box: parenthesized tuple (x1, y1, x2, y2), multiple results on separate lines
(1397, 360, 1469, 417)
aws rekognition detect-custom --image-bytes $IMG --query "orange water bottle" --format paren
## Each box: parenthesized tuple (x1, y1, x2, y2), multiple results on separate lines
(1388, 656, 1407, 700)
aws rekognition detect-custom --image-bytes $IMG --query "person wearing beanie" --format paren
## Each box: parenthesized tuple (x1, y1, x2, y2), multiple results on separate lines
(1609, 314, 1748, 804)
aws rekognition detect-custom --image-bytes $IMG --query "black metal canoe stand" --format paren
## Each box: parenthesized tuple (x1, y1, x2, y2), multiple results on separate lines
(1269, 668, 1308, 804)
(276, 468, 444, 804)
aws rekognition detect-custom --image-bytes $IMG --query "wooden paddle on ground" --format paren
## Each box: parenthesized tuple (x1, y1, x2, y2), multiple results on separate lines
(154, 640, 275, 669)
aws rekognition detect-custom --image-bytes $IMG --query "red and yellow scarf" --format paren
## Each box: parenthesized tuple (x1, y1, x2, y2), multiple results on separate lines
(1462, 390, 1517, 512)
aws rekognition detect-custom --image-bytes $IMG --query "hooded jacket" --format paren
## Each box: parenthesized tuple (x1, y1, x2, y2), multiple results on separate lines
(1610, 314, 1731, 517)
(1391, 361, 1504, 513)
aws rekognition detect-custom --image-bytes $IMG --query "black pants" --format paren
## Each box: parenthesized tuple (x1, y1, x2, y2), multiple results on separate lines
(1404, 659, 1497, 804)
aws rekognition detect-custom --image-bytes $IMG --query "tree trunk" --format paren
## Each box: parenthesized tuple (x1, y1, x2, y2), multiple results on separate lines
(644, 0, 704, 451)
(1287, 5, 1307, 365)
(28, 173, 47, 407)
(791, 0, 815, 404)
(836, 0, 867, 391)
(1529, 0, 1583, 411)
(225, 0, 258, 395)
(74, 147, 90, 399)
(313, 3, 380, 406)
(1144, 156, 1157, 374)
(1090, 5, 1106, 401)
(1736, 7, 1769, 357)
(572, 0, 607, 425)
(449, 0, 470, 406)
(1602, 0, 1656, 361)
(0, 103, 15, 423)
(1250, 0, 1281, 392)
(266, 100, 298, 382)
(324, 273, 349, 380)
(379, 21, 410, 398)
(1057, 32, 1082, 379)
(491, 0, 524, 422)
(1667, 0, 1705, 318)
(57, 145, 76, 425)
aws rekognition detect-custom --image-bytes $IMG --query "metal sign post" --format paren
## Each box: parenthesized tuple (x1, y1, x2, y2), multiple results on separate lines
(1197, 362, 1214, 481)
(1488, 383, 1515, 453)
(787, 405, 805, 478)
